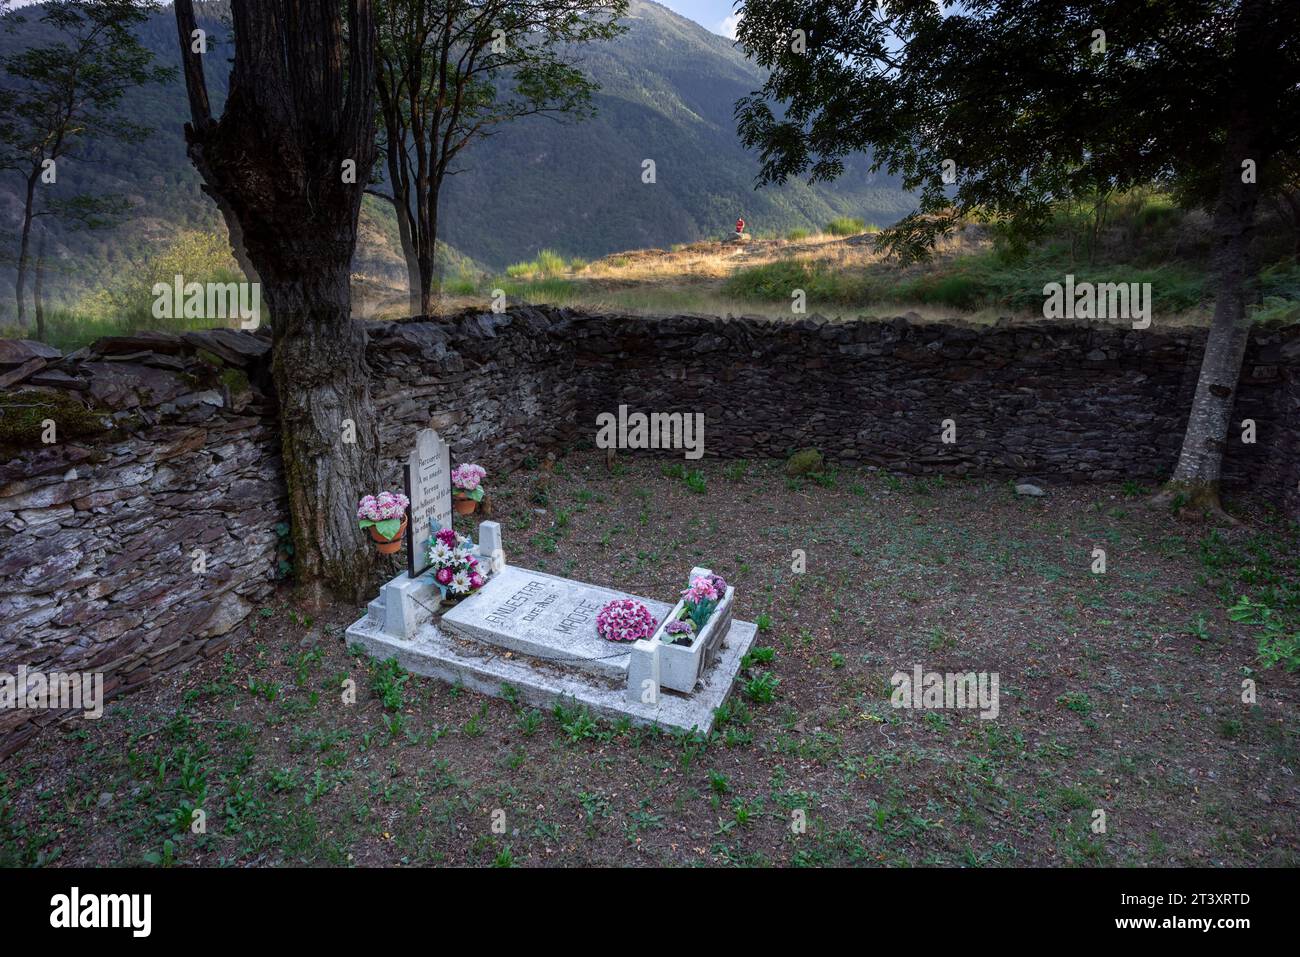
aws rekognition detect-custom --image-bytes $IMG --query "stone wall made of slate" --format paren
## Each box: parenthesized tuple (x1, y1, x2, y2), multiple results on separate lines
(2, 307, 1297, 755)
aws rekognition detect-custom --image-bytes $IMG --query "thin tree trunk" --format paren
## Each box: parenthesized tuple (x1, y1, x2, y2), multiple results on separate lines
(14, 171, 37, 328)
(1156, 114, 1263, 517)
(418, 197, 437, 315)
(390, 185, 422, 317)
(377, 74, 422, 317)
(33, 231, 47, 342)
(1155, 0, 1277, 520)
(414, 157, 434, 315)
(399, 209, 422, 317)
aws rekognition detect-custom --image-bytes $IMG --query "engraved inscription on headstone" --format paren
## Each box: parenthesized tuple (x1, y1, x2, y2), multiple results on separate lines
(440, 566, 673, 680)
(403, 429, 451, 578)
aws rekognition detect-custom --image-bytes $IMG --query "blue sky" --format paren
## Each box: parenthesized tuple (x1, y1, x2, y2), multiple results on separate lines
(659, 0, 742, 38)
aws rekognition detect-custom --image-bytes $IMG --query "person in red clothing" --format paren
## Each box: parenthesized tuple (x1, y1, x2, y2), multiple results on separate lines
(735, 217, 745, 236)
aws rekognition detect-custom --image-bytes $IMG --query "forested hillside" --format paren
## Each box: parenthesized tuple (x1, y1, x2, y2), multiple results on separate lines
(0, 0, 914, 318)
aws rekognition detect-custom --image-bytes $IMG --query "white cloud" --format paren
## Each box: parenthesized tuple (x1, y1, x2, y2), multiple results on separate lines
(717, 12, 742, 40)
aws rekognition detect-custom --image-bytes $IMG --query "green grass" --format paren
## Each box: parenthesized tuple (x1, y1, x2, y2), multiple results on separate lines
(825, 216, 868, 236)
(0, 306, 241, 353)
(722, 260, 873, 305)
(890, 255, 1208, 313)
(504, 249, 584, 280)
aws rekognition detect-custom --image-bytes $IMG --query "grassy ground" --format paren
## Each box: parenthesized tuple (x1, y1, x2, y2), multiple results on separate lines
(3, 452, 1297, 867)
(397, 233, 1296, 327)
(398, 195, 1300, 325)
(14, 196, 1300, 347)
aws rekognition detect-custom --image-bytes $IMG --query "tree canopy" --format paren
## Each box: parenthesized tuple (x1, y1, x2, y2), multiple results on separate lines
(736, 0, 1300, 260)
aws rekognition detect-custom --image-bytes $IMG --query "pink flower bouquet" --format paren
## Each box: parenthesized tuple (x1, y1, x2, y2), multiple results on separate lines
(426, 526, 485, 599)
(678, 573, 728, 633)
(596, 598, 657, 643)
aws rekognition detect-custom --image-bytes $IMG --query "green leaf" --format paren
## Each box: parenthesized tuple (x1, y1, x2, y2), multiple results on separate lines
(372, 518, 402, 540)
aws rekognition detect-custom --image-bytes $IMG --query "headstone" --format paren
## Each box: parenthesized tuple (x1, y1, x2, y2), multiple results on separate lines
(403, 429, 452, 578)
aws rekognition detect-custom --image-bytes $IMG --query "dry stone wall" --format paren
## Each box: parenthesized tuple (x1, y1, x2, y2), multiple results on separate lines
(2, 307, 1298, 755)
(566, 312, 1300, 514)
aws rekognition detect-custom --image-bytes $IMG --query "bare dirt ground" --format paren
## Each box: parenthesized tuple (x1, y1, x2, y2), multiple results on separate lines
(2, 452, 1296, 867)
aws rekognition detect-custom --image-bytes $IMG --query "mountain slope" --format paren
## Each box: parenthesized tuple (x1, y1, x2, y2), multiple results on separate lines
(0, 0, 914, 314)
(435, 0, 914, 266)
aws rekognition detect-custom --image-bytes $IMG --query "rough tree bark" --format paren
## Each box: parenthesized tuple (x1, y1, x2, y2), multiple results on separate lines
(173, 0, 380, 606)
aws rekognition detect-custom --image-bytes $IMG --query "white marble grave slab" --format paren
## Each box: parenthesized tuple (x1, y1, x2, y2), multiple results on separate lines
(439, 565, 673, 679)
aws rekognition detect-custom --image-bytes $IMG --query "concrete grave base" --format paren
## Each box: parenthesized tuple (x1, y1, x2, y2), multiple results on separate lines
(345, 569, 758, 733)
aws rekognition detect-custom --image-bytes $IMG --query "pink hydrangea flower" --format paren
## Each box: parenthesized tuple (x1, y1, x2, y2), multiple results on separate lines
(357, 491, 409, 522)
(451, 463, 487, 491)
(596, 599, 656, 643)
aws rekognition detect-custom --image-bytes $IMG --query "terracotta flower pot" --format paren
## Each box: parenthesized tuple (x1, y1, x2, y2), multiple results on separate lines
(369, 516, 408, 555)
(453, 491, 478, 515)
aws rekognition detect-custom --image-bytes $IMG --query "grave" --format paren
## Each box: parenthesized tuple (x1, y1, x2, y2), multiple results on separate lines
(346, 430, 757, 733)
(439, 565, 670, 680)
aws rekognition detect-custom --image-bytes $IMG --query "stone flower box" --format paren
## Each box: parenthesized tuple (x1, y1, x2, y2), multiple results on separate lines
(650, 566, 734, 693)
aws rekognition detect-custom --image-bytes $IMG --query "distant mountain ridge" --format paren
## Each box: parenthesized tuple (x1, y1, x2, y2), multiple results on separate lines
(0, 0, 915, 312)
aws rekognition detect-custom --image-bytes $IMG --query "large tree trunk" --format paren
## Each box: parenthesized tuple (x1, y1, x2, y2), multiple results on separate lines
(1157, 113, 1262, 518)
(263, 261, 380, 606)
(13, 171, 37, 328)
(173, 0, 380, 606)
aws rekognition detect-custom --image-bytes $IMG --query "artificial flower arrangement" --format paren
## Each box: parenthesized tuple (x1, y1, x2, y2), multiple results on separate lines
(426, 526, 486, 601)
(451, 463, 487, 515)
(357, 491, 410, 554)
(662, 573, 728, 646)
(596, 598, 657, 643)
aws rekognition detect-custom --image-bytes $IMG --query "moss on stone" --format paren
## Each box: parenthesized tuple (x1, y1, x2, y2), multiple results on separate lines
(220, 366, 251, 395)
(785, 448, 824, 477)
(0, 389, 108, 447)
